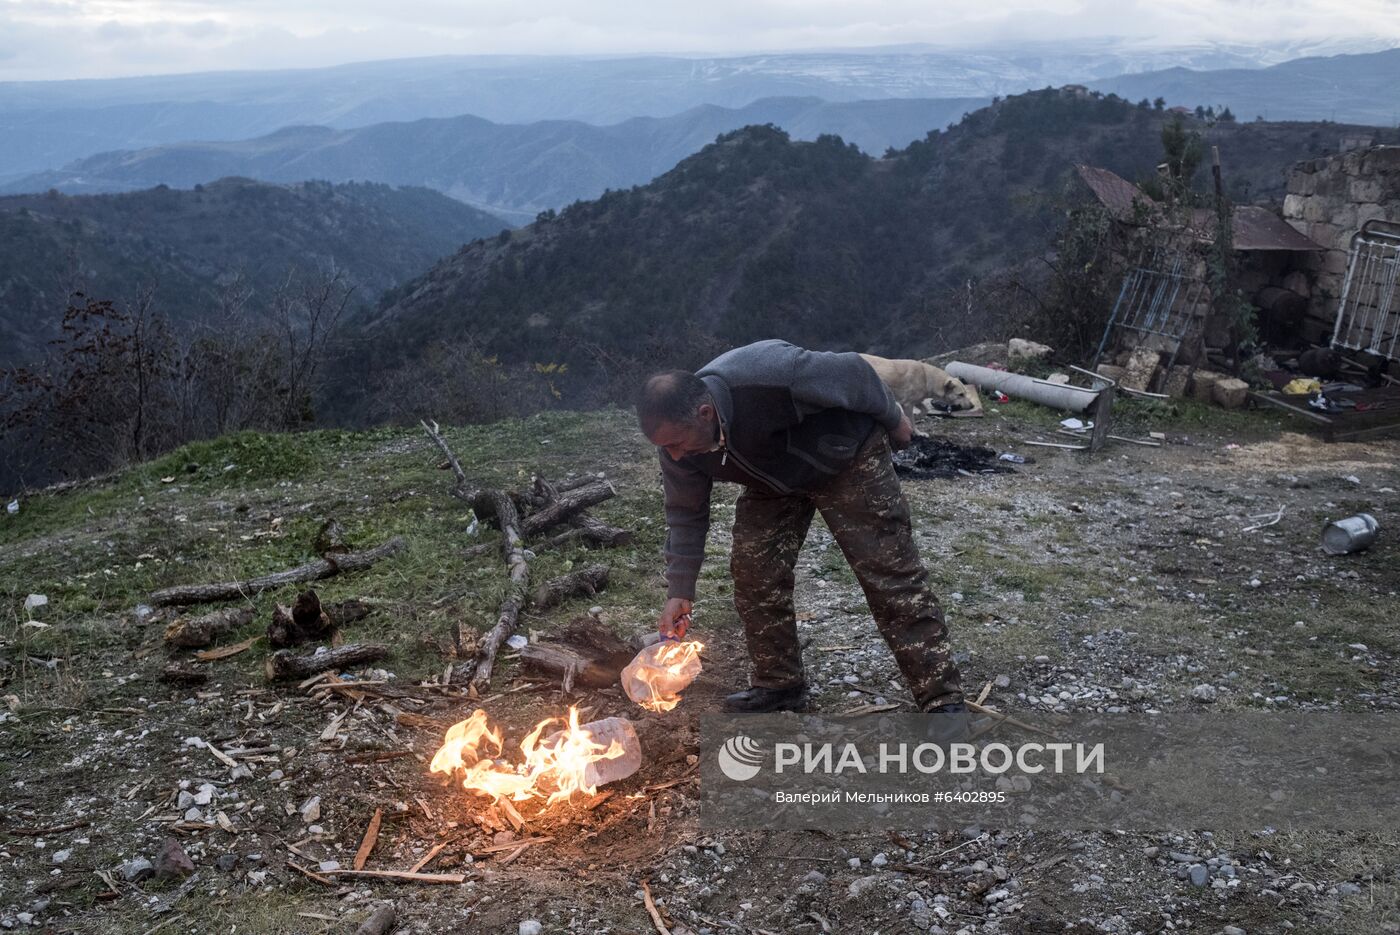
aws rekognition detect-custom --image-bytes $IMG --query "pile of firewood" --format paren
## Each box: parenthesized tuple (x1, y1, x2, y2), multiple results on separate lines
(420, 420, 635, 693)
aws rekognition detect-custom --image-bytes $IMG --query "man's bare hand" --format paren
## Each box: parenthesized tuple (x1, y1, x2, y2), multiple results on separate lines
(658, 597, 692, 639)
(889, 413, 914, 450)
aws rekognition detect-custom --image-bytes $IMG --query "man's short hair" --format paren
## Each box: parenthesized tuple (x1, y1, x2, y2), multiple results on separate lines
(637, 370, 710, 436)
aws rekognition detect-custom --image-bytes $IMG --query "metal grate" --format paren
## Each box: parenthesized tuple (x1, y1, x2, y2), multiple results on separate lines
(1093, 245, 1209, 370)
(1332, 221, 1400, 362)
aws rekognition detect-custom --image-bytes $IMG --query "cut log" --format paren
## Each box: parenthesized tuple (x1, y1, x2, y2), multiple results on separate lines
(163, 607, 255, 649)
(149, 537, 406, 607)
(520, 642, 622, 692)
(519, 481, 615, 537)
(567, 514, 634, 547)
(161, 663, 208, 685)
(265, 643, 389, 682)
(312, 518, 350, 556)
(267, 590, 335, 647)
(325, 599, 375, 628)
(531, 565, 610, 610)
(354, 906, 397, 935)
(517, 617, 634, 692)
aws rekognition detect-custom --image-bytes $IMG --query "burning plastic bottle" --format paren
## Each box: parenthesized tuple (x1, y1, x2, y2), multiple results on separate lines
(622, 640, 704, 712)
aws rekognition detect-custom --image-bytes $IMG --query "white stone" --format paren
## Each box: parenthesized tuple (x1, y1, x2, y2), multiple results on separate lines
(519, 922, 543, 935)
(300, 796, 321, 823)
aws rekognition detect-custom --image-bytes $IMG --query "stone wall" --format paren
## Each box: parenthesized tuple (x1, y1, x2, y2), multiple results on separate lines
(1282, 145, 1400, 344)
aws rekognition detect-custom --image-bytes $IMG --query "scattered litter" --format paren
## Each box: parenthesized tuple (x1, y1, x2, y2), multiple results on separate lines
(893, 436, 1019, 479)
(506, 634, 530, 650)
(23, 594, 47, 612)
(5, 499, 17, 515)
(1243, 506, 1285, 533)
(997, 453, 1032, 464)
(1322, 513, 1378, 556)
(1060, 418, 1093, 431)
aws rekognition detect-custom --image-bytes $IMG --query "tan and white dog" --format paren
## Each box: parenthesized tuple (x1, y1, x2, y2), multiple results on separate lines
(859, 353, 977, 419)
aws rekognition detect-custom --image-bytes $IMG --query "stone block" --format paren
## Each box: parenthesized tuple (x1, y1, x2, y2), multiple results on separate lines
(1164, 365, 1191, 398)
(1213, 377, 1250, 409)
(1287, 173, 1316, 197)
(1363, 146, 1400, 175)
(1357, 203, 1395, 226)
(1282, 192, 1306, 218)
(1349, 178, 1385, 203)
(1309, 223, 1344, 250)
(1095, 364, 1127, 384)
(1191, 370, 1223, 403)
(1331, 204, 1359, 230)
(1007, 338, 1053, 362)
(1122, 346, 1162, 391)
(1301, 198, 1332, 223)
(1282, 271, 1310, 297)
(1323, 250, 1350, 276)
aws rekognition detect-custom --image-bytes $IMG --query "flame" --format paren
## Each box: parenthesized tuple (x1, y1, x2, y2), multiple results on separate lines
(625, 640, 705, 713)
(429, 706, 626, 805)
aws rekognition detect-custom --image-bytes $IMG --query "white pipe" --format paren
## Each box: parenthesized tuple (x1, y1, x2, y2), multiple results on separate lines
(945, 362, 1101, 413)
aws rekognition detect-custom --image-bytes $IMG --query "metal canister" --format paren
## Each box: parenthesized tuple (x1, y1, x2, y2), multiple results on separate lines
(1321, 513, 1379, 555)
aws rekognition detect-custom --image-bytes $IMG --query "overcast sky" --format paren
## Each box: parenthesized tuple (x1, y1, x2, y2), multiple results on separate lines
(3, 0, 1400, 81)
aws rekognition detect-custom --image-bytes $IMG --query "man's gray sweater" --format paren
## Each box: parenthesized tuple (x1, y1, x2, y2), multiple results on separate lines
(659, 339, 903, 600)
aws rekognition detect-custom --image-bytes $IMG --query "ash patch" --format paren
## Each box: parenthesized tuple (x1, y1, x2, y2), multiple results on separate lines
(893, 435, 1020, 480)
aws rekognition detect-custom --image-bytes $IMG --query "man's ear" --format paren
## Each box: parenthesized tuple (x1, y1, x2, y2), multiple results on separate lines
(697, 402, 716, 423)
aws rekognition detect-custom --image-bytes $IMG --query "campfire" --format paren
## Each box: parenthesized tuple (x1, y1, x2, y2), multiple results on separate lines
(430, 706, 637, 805)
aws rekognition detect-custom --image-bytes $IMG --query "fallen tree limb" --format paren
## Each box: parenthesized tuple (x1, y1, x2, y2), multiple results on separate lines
(458, 489, 530, 691)
(149, 538, 406, 607)
(265, 643, 389, 682)
(531, 564, 609, 610)
(163, 607, 255, 649)
(567, 513, 634, 547)
(518, 481, 614, 537)
(420, 419, 475, 501)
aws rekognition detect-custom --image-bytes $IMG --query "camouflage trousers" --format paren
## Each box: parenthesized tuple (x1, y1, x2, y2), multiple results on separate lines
(730, 431, 964, 710)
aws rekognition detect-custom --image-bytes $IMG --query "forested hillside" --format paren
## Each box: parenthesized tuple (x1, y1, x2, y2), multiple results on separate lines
(0, 178, 507, 364)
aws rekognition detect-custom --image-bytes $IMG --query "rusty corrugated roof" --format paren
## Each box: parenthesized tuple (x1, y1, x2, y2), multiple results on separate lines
(1076, 164, 1323, 252)
(1075, 164, 1154, 220)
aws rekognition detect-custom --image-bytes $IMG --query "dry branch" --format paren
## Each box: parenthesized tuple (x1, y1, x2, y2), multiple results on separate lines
(149, 538, 406, 606)
(325, 869, 466, 885)
(265, 643, 389, 682)
(353, 808, 382, 871)
(457, 489, 530, 691)
(420, 419, 475, 500)
(519, 481, 614, 537)
(567, 513, 634, 547)
(531, 564, 609, 610)
(163, 607, 255, 649)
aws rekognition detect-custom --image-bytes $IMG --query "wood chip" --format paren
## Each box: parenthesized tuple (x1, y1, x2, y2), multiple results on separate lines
(195, 635, 262, 661)
(415, 796, 434, 820)
(215, 811, 236, 834)
(353, 807, 382, 871)
(641, 879, 672, 935)
(839, 702, 903, 716)
(320, 710, 348, 742)
(207, 745, 239, 769)
(975, 680, 993, 705)
(407, 841, 446, 874)
(475, 835, 554, 855)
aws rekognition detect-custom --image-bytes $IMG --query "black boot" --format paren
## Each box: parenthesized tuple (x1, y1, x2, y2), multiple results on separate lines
(723, 684, 807, 713)
(923, 700, 971, 742)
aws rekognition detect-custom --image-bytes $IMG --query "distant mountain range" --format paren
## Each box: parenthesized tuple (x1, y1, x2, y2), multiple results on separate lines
(343, 89, 1395, 414)
(1090, 47, 1400, 125)
(1, 97, 988, 222)
(2, 40, 1395, 179)
(0, 179, 507, 366)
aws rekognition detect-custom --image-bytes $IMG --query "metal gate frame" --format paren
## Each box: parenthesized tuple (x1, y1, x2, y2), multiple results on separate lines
(1092, 243, 1210, 372)
(1332, 220, 1400, 362)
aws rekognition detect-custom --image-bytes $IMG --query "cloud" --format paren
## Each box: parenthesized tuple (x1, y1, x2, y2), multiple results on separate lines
(0, 0, 1398, 80)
